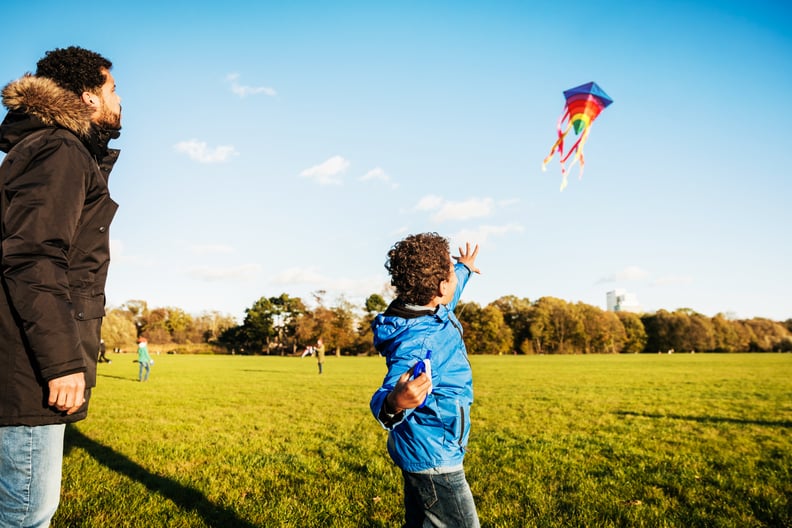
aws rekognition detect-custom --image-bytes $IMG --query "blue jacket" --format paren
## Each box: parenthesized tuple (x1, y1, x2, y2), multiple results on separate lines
(370, 263, 474, 472)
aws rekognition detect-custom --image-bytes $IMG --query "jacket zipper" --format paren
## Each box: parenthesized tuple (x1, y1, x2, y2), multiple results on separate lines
(459, 404, 465, 444)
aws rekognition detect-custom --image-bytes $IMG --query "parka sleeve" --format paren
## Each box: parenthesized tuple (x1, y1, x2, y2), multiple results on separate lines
(446, 263, 473, 312)
(1, 136, 88, 381)
(369, 336, 427, 430)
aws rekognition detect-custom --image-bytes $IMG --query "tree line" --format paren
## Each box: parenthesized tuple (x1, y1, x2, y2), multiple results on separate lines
(101, 293, 792, 356)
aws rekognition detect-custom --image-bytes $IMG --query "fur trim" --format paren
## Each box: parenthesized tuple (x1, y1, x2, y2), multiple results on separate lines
(2, 74, 93, 138)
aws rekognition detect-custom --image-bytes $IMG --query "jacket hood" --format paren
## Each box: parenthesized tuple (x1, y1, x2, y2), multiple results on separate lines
(1, 74, 94, 148)
(372, 301, 445, 355)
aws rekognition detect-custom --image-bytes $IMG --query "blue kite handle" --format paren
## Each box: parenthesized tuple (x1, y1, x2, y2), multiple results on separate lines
(413, 350, 432, 408)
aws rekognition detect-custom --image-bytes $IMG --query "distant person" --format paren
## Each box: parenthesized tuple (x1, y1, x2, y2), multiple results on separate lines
(98, 339, 110, 363)
(0, 46, 123, 527)
(315, 338, 326, 374)
(369, 233, 481, 527)
(137, 337, 153, 382)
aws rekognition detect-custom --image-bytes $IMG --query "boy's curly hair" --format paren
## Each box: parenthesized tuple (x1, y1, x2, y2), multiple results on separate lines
(36, 46, 112, 96)
(385, 233, 451, 306)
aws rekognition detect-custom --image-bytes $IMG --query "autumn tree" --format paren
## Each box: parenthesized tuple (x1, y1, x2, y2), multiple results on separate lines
(101, 308, 137, 350)
(616, 311, 647, 354)
(575, 302, 626, 354)
(529, 297, 582, 354)
(193, 311, 238, 344)
(744, 318, 790, 351)
(491, 295, 533, 354)
(456, 301, 513, 355)
(328, 298, 358, 356)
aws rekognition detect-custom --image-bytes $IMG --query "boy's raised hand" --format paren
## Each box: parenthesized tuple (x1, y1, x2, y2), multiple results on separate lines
(454, 242, 480, 274)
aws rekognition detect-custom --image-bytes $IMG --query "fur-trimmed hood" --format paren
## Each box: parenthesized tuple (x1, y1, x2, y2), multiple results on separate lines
(1, 74, 94, 141)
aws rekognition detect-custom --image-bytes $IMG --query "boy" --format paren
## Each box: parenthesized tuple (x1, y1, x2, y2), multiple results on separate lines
(370, 232, 481, 527)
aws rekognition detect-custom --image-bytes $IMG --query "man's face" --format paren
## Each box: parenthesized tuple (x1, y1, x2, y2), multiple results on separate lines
(94, 68, 122, 130)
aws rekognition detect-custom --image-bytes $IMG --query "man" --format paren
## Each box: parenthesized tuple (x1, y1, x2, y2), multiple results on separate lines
(0, 46, 122, 527)
(316, 338, 326, 374)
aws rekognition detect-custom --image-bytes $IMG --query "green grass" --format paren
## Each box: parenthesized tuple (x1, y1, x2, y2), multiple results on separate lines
(55, 353, 792, 527)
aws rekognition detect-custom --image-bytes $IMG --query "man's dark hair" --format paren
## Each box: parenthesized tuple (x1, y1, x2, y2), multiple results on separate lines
(35, 46, 112, 96)
(385, 232, 451, 306)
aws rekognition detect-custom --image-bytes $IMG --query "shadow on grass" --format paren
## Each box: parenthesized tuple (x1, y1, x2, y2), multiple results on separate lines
(615, 410, 792, 428)
(96, 373, 138, 382)
(65, 426, 257, 528)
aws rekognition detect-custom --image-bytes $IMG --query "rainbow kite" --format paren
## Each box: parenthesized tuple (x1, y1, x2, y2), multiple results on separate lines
(542, 81, 613, 190)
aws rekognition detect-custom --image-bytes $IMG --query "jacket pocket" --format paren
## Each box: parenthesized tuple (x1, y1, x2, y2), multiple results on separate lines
(71, 197, 118, 254)
(71, 294, 106, 321)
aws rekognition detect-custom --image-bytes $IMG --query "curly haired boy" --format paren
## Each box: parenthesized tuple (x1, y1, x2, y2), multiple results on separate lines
(370, 232, 481, 527)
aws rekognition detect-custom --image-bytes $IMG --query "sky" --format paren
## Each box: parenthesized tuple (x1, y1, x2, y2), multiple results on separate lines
(1, 1, 791, 323)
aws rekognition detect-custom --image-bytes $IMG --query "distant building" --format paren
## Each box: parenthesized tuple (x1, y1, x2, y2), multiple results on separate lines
(606, 289, 641, 313)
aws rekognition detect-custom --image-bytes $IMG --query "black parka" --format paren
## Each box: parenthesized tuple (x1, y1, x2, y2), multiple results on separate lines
(0, 74, 119, 426)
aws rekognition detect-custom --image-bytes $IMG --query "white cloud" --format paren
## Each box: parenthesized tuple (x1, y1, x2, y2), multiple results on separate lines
(190, 244, 234, 255)
(360, 167, 398, 189)
(413, 194, 495, 222)
(226, 73, 277, 97)
(617, 266, 650, 281)
(272, 267, 325, 285)
(412, 195, 495, 222)
(299, 155, 349, 185)
(414, 195, 445, 211)
(272, 267, 385, 299)
(186, 264, 260, 281)
(498, 198, 520, 207)
(434, 198, 493, 222)
(452, 224, 524, 244)
(174, 140, 239, 163)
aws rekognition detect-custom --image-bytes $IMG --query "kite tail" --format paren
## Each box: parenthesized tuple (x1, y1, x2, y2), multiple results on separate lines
(560, 126, 591, 180)
(542, 111, 571, 171)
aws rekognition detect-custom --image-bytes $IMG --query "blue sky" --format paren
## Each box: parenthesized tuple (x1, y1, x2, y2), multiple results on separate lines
(2, 1, 790, 322)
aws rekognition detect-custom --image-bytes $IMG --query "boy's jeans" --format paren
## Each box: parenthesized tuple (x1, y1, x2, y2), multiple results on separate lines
(0, 424, 65, 528)
(402, 467, 480, 528)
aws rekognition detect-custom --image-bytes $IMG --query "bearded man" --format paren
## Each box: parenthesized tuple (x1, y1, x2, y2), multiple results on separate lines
(0, 46, 122, 527)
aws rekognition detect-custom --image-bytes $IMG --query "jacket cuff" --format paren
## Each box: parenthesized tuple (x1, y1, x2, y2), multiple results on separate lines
(43, 366, 87, 383)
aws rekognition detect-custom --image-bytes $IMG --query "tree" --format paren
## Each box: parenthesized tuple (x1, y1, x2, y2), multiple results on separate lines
(145, 307, 171, 343)
(684, 311, 715, 352)
(617, 311, 647, 354)
(101, 308, 137, 351)
(329, 298, 358, 356)
(365, 294, 388, 314)
(457, 301, 513, 355)
(491, 295, 533, 354)
(241, 294, 306, 354)
(530, 297, 582, 354)
(193, 311, 238, 344)
(744, 318, 790, 351)
(164, 307, 194, 344)
(642, 310, 683, 353)
(574, 303, 626, 354)
(357, 294, 387, 356)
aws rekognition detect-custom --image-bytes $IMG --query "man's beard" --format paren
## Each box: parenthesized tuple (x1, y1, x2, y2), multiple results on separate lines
(96, 100, 122, 130)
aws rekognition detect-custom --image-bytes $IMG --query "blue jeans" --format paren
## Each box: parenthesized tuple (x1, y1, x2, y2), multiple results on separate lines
(0, 424, 66, 528)
(139, 361, 150, 381)
(402, 468, 480, 528)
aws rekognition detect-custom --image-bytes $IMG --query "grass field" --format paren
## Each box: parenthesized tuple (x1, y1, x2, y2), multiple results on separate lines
(54, 353, 791, 527)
